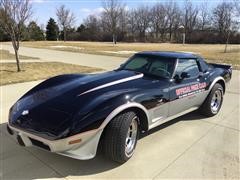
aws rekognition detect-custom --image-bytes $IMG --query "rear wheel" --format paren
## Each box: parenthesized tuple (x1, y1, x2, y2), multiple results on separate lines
(102, 111, 139, 163)
(200, 83, 223, 117)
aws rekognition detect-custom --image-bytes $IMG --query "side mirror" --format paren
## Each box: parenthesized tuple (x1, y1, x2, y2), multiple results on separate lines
(119, 64, 124, 69)
(116, 64, 124, 70)
(198, 72, 204, 77)
(180, 72, 190, 79)
(173, 74, 181, 82)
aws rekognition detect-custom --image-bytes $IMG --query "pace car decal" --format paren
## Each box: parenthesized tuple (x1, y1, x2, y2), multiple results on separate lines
(176, 82, 207, 99)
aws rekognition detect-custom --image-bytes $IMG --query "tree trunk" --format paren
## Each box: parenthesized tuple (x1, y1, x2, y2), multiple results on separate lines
(224, 43, 228, 53)
(112, 34, 117, 45)
(169, 28, 172, 42)
(64, 28, 66, 42)
(14, 49, 21, 72)
(140, 31, 146, 42)
(156, 31, 159, 41)
(12, 40, 21, 72)
(161, 32, 165, 42)
(224, 32, 230, 53)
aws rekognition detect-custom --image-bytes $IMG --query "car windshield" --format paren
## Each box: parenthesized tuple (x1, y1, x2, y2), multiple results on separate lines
(120, 54, 176, 79)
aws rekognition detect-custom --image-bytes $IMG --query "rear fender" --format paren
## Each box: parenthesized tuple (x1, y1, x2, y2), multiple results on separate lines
(207, 76, 225, 93)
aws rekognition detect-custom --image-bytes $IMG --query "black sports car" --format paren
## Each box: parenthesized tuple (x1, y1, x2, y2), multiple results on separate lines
(7, 51, 232, 163)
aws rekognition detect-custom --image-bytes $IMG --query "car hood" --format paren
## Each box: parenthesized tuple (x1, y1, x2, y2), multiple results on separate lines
(11, 70, 144, 113)
(9, 70, 153, 139)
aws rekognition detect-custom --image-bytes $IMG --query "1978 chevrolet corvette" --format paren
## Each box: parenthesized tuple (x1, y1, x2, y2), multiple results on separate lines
(7, 51, 232, 163)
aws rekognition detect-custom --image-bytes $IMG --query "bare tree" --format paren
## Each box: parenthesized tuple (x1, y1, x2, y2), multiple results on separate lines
(198, 1, 210, 31)
(151, 3, 168, 41)
(0, 0, 32, 72)
(182, 0, 199, 42)
(213, 2, 234, 52)
(165, 1, 180, 42)
(84, 15, 99, 31)
(83, 15, 101, 41)
(102, 0, 123, 44)
(127, 9, 138, 41)
(56, 5, 75, 42)
(134, 6, 151, 42)
(233, 0, 240, 16)
(118, 7, 128, 40)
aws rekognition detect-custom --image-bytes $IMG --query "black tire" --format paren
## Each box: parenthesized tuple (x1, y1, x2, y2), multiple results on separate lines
(199, 83, 224, 117)
(102, 111, 139, 163)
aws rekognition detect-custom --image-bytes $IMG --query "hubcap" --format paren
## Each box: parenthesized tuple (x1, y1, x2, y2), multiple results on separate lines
(125, 117, 138, 157)
(211, 89, 222, 113)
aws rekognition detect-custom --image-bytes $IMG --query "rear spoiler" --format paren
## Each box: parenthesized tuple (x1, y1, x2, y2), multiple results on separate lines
(209, 63, 232, 70)
(209, 63, 232, 82)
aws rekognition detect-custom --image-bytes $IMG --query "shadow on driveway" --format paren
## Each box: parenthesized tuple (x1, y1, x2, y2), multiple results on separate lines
(1, 110, 207, 179)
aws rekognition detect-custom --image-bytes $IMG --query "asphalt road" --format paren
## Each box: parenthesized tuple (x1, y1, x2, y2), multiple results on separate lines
(0, 45, 239, 179)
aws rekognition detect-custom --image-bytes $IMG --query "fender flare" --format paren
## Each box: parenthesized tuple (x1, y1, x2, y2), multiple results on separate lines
(99, 102, 150, 130)
(81, 102, 149, 159)
(208, 76, 225, 93)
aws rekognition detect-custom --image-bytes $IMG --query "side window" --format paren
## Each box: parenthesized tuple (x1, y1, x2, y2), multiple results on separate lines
(198, 58, 209, 72)
(175, 59, 200, 78)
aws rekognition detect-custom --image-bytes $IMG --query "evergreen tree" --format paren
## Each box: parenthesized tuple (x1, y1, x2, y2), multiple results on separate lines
(0, 24, 10, 41)
(20, 24, 29, 41)
(46, 18, 59, 40)
(77, 24, 86, 33)
(27, 21, 45, 40)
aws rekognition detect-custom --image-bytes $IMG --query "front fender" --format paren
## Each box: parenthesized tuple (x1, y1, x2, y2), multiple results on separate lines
(70, 93, 149, 136)
(65, 101, 149, 160)
(70, 94, 129, 135)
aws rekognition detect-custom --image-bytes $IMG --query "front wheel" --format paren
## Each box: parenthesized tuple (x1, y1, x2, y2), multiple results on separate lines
(199, 83, 223, 117)
(102, 111, 139, 163)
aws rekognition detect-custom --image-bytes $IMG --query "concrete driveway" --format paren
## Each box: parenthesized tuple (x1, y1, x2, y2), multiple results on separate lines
(0, 45, 239, 179)
(2, 44, 126, 70)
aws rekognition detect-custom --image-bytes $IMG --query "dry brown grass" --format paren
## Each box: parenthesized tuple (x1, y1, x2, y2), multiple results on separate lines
(0, 49, 38, 60)
(22, 41, 240, 69)
(0, 62, 102, 86)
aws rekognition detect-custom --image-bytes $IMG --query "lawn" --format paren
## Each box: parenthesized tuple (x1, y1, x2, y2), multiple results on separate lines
(22, 41, 240, 69)
(0, 62, 102, 86)
(0, 49, 39, 60)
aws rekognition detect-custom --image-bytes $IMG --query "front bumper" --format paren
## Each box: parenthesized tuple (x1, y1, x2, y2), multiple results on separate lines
(7, 124, 103, 160)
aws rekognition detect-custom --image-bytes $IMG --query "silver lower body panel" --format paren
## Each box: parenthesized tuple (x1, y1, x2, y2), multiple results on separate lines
(8, 124, 103, 160)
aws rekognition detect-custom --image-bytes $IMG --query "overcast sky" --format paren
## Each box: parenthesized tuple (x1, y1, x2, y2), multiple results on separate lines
(30, 0, 230, 28)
